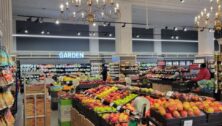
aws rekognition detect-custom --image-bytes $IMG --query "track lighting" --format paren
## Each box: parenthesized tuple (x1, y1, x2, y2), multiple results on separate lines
(122, 23, 126, 27)
(34, 18, 40, 23)
(103, 22, 107, 27)
(46, 31, 50, 35)
(171, 36, 174, 39)
(174, 27, 178, 31)
(39, 18, 44, 23)
(26, 17, 32, 22)
(107, 22, 111, 27)
(180, 0, 184, 3)
(183, 27, 187, 32)
(165, 26, 168, 30)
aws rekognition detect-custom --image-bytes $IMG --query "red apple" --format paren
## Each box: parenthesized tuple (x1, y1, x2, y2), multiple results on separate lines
(180, 111, 188, 118)
(165, 113, 173, 119)
(173, 111, 181, 118)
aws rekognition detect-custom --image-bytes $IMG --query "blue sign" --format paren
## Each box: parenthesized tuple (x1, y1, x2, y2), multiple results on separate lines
(59, 52, 84, 59)
(112, 56, 120, 62)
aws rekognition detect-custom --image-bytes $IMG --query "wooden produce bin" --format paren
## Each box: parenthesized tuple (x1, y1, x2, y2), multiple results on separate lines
(25, 96, 51, 126)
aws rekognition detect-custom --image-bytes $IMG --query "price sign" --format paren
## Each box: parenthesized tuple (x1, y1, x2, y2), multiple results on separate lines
(166, 91, 174, 98)
(183, 120, 193, 126)
(101, 99, 105, 103)
(110, 102, 114, 107)
(117, 106, 122, 111)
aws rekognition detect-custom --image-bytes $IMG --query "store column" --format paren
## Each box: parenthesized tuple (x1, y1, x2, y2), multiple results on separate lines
(198, 30, 214, 56)
(89, 25, 99, 55)
(154, 28, 162, 55)
(115, 1, 132, 55)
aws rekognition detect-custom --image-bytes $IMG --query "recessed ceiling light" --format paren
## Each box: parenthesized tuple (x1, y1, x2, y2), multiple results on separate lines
(171, 36, 174, 39)
(55, 19, 60, 25)
(24, 30, 28, 34)
(93, 22, 97, 27)
(183, 27, 187, 32)
(77, 32, 81, 36)
(41, 30, 45, 34)
(136, 35, 140, 38)
(180, 0, 184, 3)
(176, 36, 179, 40)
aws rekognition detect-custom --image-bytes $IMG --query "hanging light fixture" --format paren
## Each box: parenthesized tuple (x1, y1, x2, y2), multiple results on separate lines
(195, 0, 222, 31)
(58, 0, 121, 24)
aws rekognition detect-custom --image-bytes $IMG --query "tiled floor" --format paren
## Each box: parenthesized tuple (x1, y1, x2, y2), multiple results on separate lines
(15, 94, 59, 126)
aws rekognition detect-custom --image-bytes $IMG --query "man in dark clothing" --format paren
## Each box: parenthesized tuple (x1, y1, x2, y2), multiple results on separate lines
(101, 64, 108, 81)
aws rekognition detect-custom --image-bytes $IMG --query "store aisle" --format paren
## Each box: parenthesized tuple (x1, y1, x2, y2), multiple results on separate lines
(15, 93, 23, 126)
(51, 110, 58, 126)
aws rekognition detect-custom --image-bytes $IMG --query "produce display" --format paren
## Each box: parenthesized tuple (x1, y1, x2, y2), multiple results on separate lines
(102, 113, 129, 125)
(113, 94, 137, 106)
(195, 100, 222, 113)
(0, 110, 15, 126)
(152, 99, 203, 119)
(104, 90, 130, 103)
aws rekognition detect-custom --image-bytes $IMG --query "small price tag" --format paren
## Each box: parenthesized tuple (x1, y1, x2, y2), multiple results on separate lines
(183, 120, 193, 126)
(117, 106, 122, 111)
(166, 91, 174, 98)
(126, 109, 130, 114)
(110, 102, 114, 107)
(101, 99, 105, 103)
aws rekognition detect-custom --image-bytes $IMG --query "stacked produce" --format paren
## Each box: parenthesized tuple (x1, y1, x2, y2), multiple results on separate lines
(0, 110, 15, 126)
(104, 90, 130, 103)
(113, 94, 138, 106)
(194, 100, 222, 113)
(102, 113, 129, 126)
(152, 99, 203, 119)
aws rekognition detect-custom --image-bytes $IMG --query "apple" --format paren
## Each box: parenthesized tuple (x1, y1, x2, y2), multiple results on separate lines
(158, 107, 166, 116)
(188, 110, 194, 117)
(193, 109, 201, 116)
(180, 110, 188, 118)
(206, 107, 214, 113)
(165, 113, 173, 119)
(168, 106, 176, 113)
(173, 111, 181, 118)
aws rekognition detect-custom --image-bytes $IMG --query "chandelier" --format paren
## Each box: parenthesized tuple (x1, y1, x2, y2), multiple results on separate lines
(58, 0, 121, 24)
(195, 0, 222, 31)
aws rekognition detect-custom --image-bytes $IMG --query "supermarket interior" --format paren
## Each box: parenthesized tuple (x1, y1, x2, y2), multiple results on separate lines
(1, 0, 222, 126)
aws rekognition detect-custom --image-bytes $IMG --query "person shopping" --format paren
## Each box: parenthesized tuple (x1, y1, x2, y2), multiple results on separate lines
(101, 64, 108, 81)
(188, 63, 211, 90)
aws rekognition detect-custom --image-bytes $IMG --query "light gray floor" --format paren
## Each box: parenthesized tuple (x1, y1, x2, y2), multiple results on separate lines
(14, 94, 58, 126)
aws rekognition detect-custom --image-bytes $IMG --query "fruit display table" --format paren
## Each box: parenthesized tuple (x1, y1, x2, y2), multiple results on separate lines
(70, 85, 222, 126)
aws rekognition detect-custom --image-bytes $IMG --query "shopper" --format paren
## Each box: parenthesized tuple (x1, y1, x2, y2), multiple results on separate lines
(188, 63, 211, 90)
(101, 64, 108, 81)
(192, 63, 211, 82)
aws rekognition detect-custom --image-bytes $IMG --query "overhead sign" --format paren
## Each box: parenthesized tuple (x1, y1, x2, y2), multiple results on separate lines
(59, 52, 84, 59)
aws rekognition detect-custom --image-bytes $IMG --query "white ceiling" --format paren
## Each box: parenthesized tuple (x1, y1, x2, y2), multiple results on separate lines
(12, 0, 212, 27)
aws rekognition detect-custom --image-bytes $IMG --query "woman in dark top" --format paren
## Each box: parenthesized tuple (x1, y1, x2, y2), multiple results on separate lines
(101, 64, 108, 81)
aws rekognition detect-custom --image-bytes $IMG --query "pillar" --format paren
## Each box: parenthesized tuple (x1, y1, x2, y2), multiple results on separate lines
(154, 28, 162, 55)
(115, 1, 132, 55)
(89, 25, 99, 55)
(0, 0, 13, 53)
(198, 30, 214, 56)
